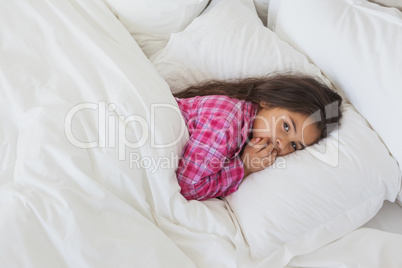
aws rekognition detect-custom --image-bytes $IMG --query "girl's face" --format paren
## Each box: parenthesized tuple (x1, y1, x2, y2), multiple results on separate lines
(252, 102, 321, 156)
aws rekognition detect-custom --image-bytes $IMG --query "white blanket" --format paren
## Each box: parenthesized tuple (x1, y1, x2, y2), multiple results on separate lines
(2, 0, 402, 267)
(0, 0, 238, 267)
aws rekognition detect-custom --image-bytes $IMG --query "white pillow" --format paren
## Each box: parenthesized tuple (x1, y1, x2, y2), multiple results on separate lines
(151, 0, 401, 264)
(102, 0, 209, 58)
(150, 0, 327, 93)
(226, 102, 400, 264)
(254, 0, 270, 26)
(369, 0, 402, 11)
(267, 0, 402, 204)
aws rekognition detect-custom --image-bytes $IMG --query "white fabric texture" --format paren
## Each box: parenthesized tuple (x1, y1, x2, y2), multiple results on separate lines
(253, 0, 271, 26)
(2, 0, 402, 267)
(151, 0, 401, 265)
(363, 201, 402, 234)
(0, 0, 240, 267)
(150, 0, 327, 93)
(268, 0, 402, 203)
(227, 103, 400, 265)
(369, 0, 402, 11)
(286, 228, 402, 268)
(102, 0, 209, 58)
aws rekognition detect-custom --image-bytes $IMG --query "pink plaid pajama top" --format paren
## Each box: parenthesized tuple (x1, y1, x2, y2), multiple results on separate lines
(175, 95, 258, 201)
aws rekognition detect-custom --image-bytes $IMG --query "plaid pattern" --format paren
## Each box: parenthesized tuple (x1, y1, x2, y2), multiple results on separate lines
(175, 95, 258, 200)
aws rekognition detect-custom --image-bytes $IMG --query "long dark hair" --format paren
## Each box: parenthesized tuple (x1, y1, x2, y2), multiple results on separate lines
(174, 73, 343, 139)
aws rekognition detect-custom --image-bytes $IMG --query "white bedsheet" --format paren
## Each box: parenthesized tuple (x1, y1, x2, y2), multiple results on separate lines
(0, 0, 239, 267)
(284, 201, 402, 268)
(287, 228, 402, 268)
(363, 201, 402, 235)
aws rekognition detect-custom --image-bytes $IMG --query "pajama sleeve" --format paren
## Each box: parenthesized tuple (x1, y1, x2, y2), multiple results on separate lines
(176, 116, 245, 201)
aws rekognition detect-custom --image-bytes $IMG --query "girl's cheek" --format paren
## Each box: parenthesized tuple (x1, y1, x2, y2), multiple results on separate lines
(278, 148, 289, 156)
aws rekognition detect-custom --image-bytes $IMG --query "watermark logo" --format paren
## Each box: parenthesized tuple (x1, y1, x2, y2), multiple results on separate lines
(304, 101, 340, 167)
(64, 101, 186, 161)
(64, 100, 341, 170)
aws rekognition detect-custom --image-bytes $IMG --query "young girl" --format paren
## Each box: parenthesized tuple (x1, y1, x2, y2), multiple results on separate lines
(174, 73, 343, 201)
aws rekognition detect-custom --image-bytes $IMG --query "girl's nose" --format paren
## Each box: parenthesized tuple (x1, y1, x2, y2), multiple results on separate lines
(275, 136, 288, 153)
(276, 136, 294, 156)
(275, 138, 282, 151)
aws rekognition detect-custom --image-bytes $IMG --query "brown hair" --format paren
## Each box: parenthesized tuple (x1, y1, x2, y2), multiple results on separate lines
(174, 73, 343, 139)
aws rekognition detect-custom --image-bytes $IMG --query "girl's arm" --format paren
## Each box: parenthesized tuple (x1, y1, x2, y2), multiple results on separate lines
(176, 113, 246, 201)
(177, 132, 278, 201)
(176, 136, 245, 201)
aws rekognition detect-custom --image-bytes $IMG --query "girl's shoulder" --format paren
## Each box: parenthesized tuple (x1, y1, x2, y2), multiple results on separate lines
(176, 95, 258, 121)
(199, 94, 243, 106)
(177, 94, 248, 109)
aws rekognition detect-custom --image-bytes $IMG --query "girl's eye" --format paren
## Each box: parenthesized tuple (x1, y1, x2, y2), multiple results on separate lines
(291, 142, 297, 150)
(284, 122, 289, 132)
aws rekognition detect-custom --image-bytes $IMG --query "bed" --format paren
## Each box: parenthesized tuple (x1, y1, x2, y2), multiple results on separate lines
(1, 0, 401, 267)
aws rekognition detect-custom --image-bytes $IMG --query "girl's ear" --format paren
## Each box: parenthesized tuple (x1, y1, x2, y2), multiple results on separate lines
(259, 100, 269, 108)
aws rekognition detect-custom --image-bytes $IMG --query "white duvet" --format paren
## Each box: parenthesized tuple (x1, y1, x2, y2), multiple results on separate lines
(0, 0, 237, 267)
(1, 0, 402, 267)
